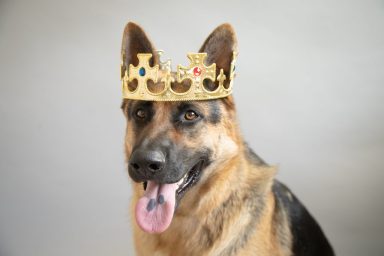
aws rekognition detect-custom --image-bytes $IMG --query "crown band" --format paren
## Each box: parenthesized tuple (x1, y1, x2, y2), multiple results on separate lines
(121, 51, 237, 101)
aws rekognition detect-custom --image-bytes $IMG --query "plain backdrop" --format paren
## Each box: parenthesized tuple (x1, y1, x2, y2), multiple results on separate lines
(0, 0, 383, 255)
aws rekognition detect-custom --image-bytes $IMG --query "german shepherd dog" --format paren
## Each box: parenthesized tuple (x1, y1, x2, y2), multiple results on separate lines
(121, 22, 334, 256)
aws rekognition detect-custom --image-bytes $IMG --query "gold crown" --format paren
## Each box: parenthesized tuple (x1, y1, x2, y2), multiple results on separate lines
(121, 51, 237, 101)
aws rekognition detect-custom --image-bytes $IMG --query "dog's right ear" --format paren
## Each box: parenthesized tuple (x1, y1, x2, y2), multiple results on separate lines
(121, 22, 158, 70)
(121, 22, 158, 109)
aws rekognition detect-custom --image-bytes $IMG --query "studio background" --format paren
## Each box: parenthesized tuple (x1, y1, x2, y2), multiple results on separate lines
(0, 0, 383, 255)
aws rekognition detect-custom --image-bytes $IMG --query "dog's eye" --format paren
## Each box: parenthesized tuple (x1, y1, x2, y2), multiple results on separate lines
(184, 110, 199, 121)
(135, 109, 146, 119)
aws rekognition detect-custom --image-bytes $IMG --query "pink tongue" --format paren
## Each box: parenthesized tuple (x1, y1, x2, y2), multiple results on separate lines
(135, 181, 177, 233)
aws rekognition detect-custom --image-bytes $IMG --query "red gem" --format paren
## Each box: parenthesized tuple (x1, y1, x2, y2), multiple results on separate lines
(193, 67, 202, 76)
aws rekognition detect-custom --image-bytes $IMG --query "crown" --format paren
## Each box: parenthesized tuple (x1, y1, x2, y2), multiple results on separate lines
(121, 51, 237, 101)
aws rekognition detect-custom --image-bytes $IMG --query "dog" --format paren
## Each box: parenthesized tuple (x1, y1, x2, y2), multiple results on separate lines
(120, 22, 335, 256)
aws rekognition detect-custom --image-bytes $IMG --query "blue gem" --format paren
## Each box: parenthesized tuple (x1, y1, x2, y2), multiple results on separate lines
(139, 67, 146, 76)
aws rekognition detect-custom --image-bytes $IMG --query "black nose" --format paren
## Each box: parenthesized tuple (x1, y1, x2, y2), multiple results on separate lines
(129, 149, 165, 177)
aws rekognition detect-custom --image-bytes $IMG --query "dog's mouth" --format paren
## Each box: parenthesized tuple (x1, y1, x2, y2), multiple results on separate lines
(142, 160, 204, 199)
(176, 160, 204, 198)
(135, 160, 205, 234)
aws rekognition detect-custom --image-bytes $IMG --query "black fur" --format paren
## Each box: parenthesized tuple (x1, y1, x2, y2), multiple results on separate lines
(207, 100, 221, 124)
(273, 181, 335, 256)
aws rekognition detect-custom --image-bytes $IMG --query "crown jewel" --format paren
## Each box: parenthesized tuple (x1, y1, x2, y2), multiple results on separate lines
(121, 51, 237, 101)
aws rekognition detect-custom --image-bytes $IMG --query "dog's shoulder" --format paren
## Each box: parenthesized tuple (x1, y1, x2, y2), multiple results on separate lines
(272, 180, 335, 256)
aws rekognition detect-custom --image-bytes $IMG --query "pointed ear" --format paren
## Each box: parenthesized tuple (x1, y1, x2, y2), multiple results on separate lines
(121, 22, 158, 69)
(199, 23, 237, 74)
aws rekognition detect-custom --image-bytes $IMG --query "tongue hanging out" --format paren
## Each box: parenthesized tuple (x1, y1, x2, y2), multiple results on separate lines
(135, 180, 178, 233)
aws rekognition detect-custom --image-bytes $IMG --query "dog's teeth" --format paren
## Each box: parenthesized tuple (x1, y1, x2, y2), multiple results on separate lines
(177, 178, 184, 187)
(176, 172, 189, 188)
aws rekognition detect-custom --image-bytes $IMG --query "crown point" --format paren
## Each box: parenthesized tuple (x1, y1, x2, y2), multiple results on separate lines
(193, 67, 202, 77)
(139, 67, 146, 76)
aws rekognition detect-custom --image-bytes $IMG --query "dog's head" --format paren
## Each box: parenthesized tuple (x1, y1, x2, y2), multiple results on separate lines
(121, 22, 240, 233)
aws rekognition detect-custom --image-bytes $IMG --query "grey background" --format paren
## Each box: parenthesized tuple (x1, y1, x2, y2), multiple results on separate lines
(0, 0, 383, 255)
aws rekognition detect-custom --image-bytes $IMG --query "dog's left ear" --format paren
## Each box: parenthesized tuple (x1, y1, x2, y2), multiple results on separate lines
(199, 24, 237, 108)
(199, 23, 237, 76)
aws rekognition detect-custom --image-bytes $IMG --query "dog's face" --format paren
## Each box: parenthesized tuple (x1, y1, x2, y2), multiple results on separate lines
(122, 99, 237, 197)
(121, 22, 239, 233)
